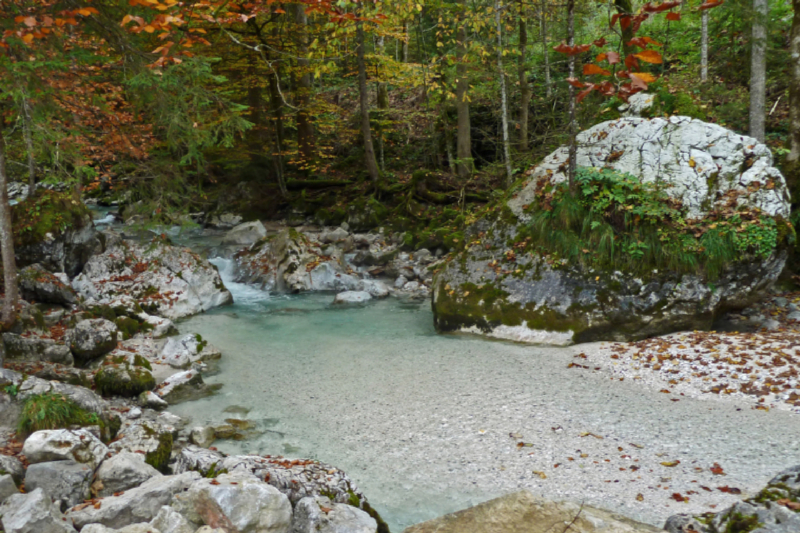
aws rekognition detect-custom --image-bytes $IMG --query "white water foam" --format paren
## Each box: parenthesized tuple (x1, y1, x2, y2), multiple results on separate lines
(209, 257, 271, 307)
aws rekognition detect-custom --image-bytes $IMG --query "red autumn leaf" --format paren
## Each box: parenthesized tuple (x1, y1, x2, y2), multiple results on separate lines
(710, 462, 725, 475)
(596, 53, 608, 62)
(634, 49, 663, 64)
(597, 81, 616, 96)
(610, 13, 620, 27)
(671, 493, 689, 502)
(628, 36, 663, 48)
(607, 51, 621, 64)
(625, 54, 639, 69)
(643, 1, 681, 12)
(577, 86, 595, 103)
(593, 37, 607, 47)
(567, 77, 586, 88)
(666, 12, 681, 21)
(620, 15, 632, 30)
(718, 486, 742, 494)
(631, 72, 657, 83)
(699, 0, 724, 9)
(584, 64, 611, 76)
(777, 499, 800, 511)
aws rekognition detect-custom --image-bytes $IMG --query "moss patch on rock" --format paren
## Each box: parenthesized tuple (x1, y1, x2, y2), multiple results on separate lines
(17, 392, 101, 436)
(94, 361, 156, 398)
(12, 190, 91, 247)
(145, 432, 173, 474)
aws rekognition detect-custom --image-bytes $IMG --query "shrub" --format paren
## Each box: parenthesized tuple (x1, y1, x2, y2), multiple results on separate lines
(18, 393, 100, 436)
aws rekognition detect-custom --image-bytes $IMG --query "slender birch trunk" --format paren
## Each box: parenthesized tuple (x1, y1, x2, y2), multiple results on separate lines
(0, 130, 18, 328)
(749, 0, 768, 142)
(495, 0, 513, 186)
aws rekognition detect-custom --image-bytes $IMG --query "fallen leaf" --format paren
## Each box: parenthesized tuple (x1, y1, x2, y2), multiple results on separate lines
(661, 461, 681, 467)
(533, 471, 547, 479)
(636, 493, 644, 501)
(671, 492, 689, 502)
(777, 499, 800, 510)
(710, 462, 725, 475)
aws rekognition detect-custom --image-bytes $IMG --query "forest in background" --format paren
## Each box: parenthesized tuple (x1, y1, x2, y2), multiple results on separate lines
(0, 0, 798, 324)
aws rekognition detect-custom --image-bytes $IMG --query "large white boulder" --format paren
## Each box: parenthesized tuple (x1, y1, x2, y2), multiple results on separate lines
(292, 496, 377, 533)
(22, 429, 108, 469)
(222, 221, 268, 246)
(94, 451, 162, 497)
(332, 291, 372, 305)
(509, 116, 790, 220)
(154, 334, 221, 369)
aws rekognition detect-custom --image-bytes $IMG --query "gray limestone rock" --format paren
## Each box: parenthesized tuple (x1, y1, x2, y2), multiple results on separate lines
(22, 429, 108, 469)
(65, 472, 201, 529)
(2, 333, 73, 365)
(25, 460, 93, 511)
(0, 488, 76, 533)
(0, 474, 18, 504)
(18, 264, 78, 306)
(0, 454, 25, 484)
(154, 334, 221, 369)
(332, 291, 372, 305)
(94, 452, 162, 497)
(150, 505, 194, 533)
(67, 319, 119, 361)
(292, 496, 377, 533)
(222, 221, 268, 246)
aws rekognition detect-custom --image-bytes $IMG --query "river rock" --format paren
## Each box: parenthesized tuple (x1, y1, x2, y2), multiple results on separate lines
(154, 369, 204, 402)
(22, 429, 108, 469)
(359, 279, 390, 298)
(222, 221, 268, 246)
(236, 229, 361, 293)
(207, 213, 243, 229)
(404, 491, 664, 533)
(24, 460, 93, 511)
(94, 452, 162, 497)
(320, 227, 349, 244)
(2, 333, 73, 365)
(18, 264, 78, 306)
(150, 505, 194, 533)
(16, 380, 106, 417)
(292, 496, 377, 533)
(0, 488, 77, 533)
(433, 116, 792, 345)
(172, 445, 226, 476)
(72, 233, 233, 320)
(333, 291, 372, 305)
(155, 334, 221, 369)
(170, 472, 292, 533)
(67, 319, 118, 361)
(189, 427, 216, 448)
(66, 472, 201, 529)
(139, 391, 169, 410)
(0, 474, 18, 504)
(94, 357, 156, 398)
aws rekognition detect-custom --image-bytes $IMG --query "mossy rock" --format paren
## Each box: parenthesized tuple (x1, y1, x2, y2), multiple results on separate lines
(95, 363, 156, 398)
(17, 392, 101, 437)
(11, 190, 91, 247)
(145, 432, 173, 474)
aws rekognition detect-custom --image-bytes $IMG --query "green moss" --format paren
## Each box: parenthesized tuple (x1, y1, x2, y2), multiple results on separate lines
(145, 432, 173, 474)
(194, 334, 208, 352)
(347, 490, 390, 533)
(133, 355, 153, 371)
(724, 512, 762, 533)
(94, 364, 156, 398)
(11, 191, 91, 247)
(115, 317, 154, 340)
(17, 393, 101, 436)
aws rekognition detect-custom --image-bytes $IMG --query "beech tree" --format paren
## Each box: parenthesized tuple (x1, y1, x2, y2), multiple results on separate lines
(750, 0, 768, 142)
(788, 0, 800, 196)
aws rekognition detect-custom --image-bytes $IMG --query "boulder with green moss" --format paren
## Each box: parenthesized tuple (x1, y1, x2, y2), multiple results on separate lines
(433, 117, 792, 345)
(94, 355, 156, 398)
(12, 191, 102, 278)
(67, 319, 118, 362)
(18, 265, 78, 306)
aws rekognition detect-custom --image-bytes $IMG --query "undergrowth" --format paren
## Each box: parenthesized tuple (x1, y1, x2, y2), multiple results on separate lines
(11, 190, 90, 247)
(18, 392, 100, 436)
(525, 167, 791, 279)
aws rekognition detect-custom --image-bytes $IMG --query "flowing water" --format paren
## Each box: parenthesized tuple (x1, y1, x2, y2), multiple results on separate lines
(164, 253, 800, 532)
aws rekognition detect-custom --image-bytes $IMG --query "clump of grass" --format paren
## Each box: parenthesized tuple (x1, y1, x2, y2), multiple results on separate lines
(525, 167, 790, 279)
(18, 393, 100, 436)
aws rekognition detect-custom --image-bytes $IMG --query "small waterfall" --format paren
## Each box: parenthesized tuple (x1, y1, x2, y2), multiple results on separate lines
(210, 257, 270, 306)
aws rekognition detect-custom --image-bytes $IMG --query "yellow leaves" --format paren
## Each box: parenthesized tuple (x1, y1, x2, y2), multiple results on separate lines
(77, 7, 100, 16)
(688, 158, 696, 168)
(630, 72, 656, 83)
(21, 33, 35, 44)
(660, 460, 680, 467)
(633, 49, 663, 64)
(532, 471, 547, 479)
(580, 432, 604, 439)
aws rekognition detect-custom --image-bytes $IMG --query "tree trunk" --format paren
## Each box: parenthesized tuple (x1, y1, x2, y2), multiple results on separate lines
(496, 0, 513, 187)
(786, 0, 800, 199)
(615, 0, 635, 58)
(518, 0, 531, 152)
(567, 0, 577, 192)
(377, 36, 389, 172)
(292, 4, 315, 166)
(541, 4, 552, 98)
(455, 0, 472, 181)
(403, 21, 410, 62)
(0, 130, 18, 328)
(20, 92, 35, 193)
(701, 10, 709, 82)
(268, 68, 288, 197)
(356, 19, 381, 187)
(749, 0, 768, 142)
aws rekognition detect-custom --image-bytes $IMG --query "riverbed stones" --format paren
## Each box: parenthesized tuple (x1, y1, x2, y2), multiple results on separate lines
(94, 357, 156, 398)
(333, 291, 372, 305)
(222, 221, 268, 246)
(170, 472, 292, 533)
(72, 233, 232, 320)
(403, 491, 665, 533)
(65, 472, 201, 530)
(94, 452, 162, 497)
(0, 488, 77, 533)
(0, 455, 25, 484)
(24, 460, 93, 510)
(22, 429, 108, 469)
(154, 369, 204, 402)
(18, 264, 78, 306)
(434, 116, 792, 345)
(68, 319, 119, 361)
(139, 391, 168, 410)
(150, 505, 194, 533)
(292, 496, 377, 533)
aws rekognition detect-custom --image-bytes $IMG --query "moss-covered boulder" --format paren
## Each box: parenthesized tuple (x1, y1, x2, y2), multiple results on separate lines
(433, 117, 792, 345)
(94, 355, 156, 397)
(67, 319, 119, 362)
(12, 191, 102, 277)
(18, 264, 78, 306)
